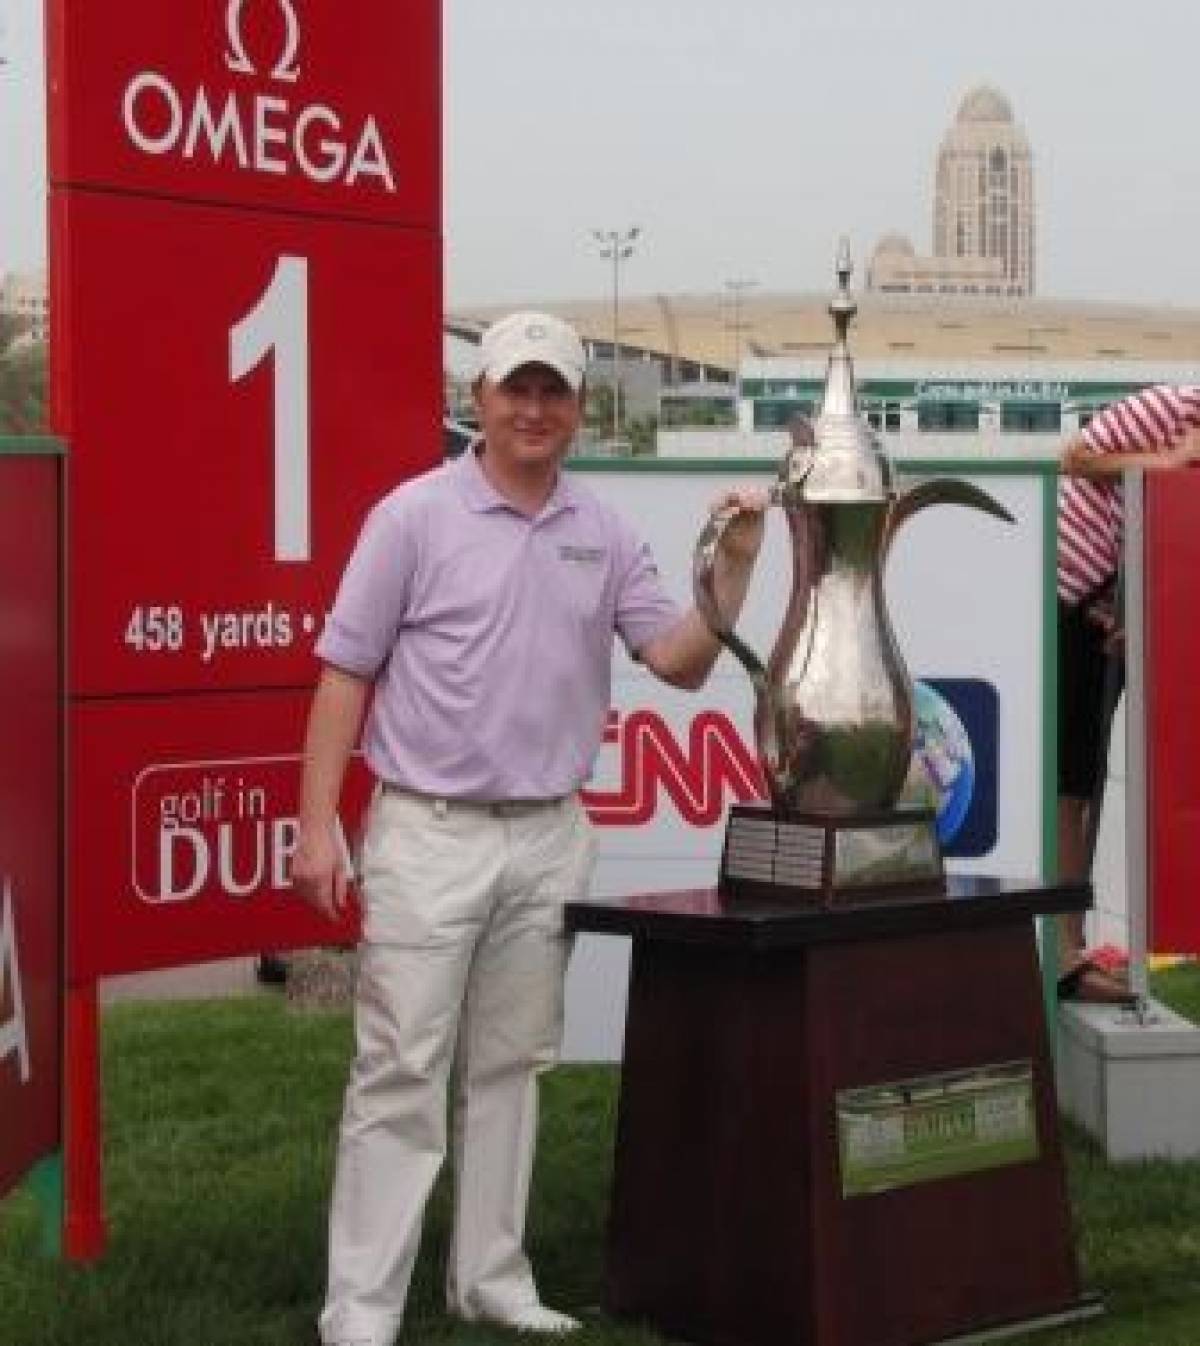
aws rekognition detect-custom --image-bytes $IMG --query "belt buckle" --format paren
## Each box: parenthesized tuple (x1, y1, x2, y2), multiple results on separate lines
(491, 799, 529, 819)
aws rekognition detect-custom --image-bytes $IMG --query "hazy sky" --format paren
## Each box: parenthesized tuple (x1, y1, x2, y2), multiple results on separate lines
(5, 0, 1200, 308)
(0, 1, 45, 275)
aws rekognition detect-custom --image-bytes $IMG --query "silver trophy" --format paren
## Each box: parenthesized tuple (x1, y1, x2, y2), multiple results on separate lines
(694, 244, 1013, 903)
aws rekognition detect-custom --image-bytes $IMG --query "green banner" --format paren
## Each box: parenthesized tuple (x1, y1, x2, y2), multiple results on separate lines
(838, 1060, 1038, 1197)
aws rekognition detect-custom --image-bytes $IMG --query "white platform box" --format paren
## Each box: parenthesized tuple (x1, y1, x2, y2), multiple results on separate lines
(1056, 999, 1200, 1161)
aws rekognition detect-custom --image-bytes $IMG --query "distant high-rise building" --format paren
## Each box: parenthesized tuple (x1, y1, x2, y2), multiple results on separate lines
(868, 84, 1035, 298)
(933, 85, 1034, 295)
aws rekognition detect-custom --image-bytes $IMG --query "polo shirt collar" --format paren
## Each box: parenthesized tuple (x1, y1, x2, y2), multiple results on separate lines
(456, 445, 578, 521)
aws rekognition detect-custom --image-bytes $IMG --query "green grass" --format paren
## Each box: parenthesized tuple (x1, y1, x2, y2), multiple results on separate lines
(1, 966, 1199, 1346)
(1151, 962, 1200, 1025)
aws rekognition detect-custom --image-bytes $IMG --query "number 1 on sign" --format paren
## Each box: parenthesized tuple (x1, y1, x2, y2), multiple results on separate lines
(230, 256, 311, 563)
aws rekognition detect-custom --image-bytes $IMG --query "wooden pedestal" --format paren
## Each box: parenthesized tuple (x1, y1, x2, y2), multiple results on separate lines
(566, 878, 1100, 1346)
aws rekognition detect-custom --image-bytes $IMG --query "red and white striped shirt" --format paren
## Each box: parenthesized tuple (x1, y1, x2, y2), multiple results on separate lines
(1056, 384, 1200, 604)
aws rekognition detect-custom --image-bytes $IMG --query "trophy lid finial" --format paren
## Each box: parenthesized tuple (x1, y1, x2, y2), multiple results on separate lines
(777, 239, 892, 502)
(830, 236, 857, 341)
(822, 239, 859, 419)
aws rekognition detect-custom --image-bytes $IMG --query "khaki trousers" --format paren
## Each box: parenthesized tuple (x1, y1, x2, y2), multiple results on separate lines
(319, 789, 594, 1346)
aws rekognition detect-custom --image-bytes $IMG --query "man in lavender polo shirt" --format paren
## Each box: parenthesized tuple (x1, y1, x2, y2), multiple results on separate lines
(293, 311, 760, 1346)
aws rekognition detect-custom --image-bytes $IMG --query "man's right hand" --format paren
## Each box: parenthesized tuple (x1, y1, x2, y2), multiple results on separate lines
(292, 665, 370, 922)
(292, 821, 353, 923)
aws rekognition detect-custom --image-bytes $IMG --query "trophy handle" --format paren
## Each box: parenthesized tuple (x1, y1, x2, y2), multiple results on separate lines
(884, 478, 1014, 554)
(692, 497, 772, 682)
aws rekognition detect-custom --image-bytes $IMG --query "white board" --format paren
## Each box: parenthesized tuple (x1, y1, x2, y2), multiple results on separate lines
(563, 464, 1050, 1061)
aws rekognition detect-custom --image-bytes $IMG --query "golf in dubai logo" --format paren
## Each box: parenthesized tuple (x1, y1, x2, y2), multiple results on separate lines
(131, 755, 356, 906)
(120, 0, 397, 191)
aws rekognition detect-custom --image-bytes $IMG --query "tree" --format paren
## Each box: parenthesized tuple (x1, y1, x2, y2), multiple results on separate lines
(584, 381, 618, 434)
(0, 341, 48, 435)
(0, 313, 28, 355)
(626, 414, 658, 456)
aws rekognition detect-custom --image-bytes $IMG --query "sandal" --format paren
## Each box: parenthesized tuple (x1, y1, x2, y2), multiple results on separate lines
(1057, 958, 1137, 1007)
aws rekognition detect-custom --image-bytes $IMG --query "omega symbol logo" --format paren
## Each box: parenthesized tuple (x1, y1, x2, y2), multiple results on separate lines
(225, 0, 301, 84)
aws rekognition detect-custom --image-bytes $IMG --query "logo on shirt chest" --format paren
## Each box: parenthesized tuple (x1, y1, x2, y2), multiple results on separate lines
(558, 544, 607, 566)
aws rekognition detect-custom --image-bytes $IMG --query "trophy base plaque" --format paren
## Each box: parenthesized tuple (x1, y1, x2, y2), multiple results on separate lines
(719, 803, 944, 905)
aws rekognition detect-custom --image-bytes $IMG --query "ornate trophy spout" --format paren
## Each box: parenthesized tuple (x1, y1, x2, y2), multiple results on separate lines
(694, 242, 1013, 901)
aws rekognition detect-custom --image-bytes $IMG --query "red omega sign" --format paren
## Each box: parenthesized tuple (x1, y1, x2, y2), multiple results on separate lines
(48, 0, 441, 1260)
(48, 0, 442, 975)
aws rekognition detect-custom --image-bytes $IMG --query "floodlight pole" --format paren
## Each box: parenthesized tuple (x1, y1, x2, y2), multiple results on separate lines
(592, 226, 640, 442)
(724, 277, 758, 379)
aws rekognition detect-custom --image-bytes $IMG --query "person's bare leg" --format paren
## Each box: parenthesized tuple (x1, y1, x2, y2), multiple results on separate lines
(1055, 795, 1131, 1002)
(1056, 796, 1089, 966)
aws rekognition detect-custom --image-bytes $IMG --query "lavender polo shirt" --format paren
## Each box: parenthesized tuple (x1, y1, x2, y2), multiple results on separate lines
(316, 449, 681, 800)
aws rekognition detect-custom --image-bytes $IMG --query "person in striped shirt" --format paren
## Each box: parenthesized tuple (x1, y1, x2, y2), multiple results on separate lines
(1056, 384, 1200, 1002)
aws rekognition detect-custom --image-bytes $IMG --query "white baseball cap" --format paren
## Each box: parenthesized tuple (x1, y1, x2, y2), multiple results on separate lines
(477, 311, 586, 391)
